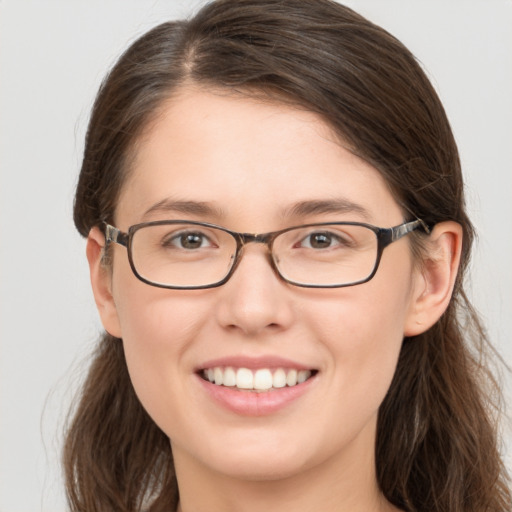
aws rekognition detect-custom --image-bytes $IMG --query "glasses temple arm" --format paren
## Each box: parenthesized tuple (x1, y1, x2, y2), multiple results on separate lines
(104, 223, 129, 247)
(391, 219, 431, 242)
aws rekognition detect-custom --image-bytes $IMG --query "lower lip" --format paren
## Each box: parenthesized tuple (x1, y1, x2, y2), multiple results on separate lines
(196, 374, 316, 416)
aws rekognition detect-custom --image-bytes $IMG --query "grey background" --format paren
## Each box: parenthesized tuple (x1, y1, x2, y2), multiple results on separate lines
(1, 1, 511, 510)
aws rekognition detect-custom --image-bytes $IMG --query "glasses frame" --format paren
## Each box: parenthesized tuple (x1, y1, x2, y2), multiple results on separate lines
(104, 219, 430, 290)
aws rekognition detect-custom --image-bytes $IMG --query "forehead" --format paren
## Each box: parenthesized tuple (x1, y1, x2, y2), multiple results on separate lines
(116, 87, 401, 229)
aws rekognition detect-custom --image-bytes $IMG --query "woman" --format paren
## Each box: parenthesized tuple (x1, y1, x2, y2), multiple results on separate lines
(64, 0, 511, 511)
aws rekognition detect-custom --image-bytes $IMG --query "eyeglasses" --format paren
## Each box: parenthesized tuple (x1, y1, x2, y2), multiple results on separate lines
(104, 219, 429, 289)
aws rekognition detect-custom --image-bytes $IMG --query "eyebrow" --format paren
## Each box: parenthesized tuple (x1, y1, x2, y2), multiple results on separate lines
(141, 197, 371, 223)
(282, 198, 372, 220)
(142, 199, 225, 221)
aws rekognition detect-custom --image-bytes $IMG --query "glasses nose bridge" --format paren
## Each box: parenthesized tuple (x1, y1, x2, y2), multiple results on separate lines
(234, 232, 277, 271)
(239, 232, 272, 246)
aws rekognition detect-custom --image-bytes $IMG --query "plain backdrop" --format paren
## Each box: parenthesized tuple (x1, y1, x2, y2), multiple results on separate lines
(1, 1, 511, 510)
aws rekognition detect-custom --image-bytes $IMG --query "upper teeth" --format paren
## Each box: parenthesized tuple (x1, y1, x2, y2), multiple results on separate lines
(203, 367, 313, 391)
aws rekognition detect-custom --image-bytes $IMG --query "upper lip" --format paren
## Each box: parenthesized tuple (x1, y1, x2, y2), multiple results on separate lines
(196, 355, 316, 372)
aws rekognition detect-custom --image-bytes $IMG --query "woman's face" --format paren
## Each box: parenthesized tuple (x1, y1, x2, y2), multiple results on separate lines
(100, 88, 424, 483)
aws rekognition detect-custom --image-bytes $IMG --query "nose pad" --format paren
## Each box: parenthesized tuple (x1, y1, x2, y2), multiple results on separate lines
(227, 239, 281, 283)
(214, 246, 294, 336)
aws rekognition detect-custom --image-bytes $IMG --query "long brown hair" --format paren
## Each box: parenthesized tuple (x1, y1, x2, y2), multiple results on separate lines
(66, 1, 511, 510)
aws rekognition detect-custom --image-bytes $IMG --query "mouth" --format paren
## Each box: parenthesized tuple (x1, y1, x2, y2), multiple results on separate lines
(199, 366, 318, 392)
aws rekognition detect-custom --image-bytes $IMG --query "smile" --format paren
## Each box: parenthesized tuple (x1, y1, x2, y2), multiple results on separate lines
(201, 367, 315, 392)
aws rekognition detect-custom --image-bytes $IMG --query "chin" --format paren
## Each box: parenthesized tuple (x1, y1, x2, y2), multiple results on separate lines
(213, 456, 309, 482)
(194, 435, 319, 482)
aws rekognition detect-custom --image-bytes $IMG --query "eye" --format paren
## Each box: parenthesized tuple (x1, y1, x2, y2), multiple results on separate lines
(298, 231, 349, 250)
(163, 230, 214, 250)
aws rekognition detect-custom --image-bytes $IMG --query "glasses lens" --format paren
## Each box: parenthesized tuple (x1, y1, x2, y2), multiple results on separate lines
(130, 223, 237, 288)
(273, 224, 378, 286)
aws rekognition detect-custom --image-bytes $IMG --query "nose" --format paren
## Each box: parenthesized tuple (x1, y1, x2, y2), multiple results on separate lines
(214, 246, 295, 337)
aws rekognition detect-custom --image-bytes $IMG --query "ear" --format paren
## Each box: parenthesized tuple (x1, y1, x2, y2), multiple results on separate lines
(86, 226, 123, 338)
(404, 221, 463, 336)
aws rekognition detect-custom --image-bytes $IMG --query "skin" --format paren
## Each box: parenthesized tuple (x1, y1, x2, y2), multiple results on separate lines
(87, 87, 462, 512)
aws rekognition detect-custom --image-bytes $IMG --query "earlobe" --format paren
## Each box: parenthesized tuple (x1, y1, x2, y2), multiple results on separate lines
(404, 221, 463, 336)
(86, 227, 123, 338)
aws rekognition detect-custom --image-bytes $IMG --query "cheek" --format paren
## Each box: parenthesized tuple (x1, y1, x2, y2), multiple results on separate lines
(304, 267, 413, 408)
(112, 273, 212, 426)
(112, 252, 210, 351)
